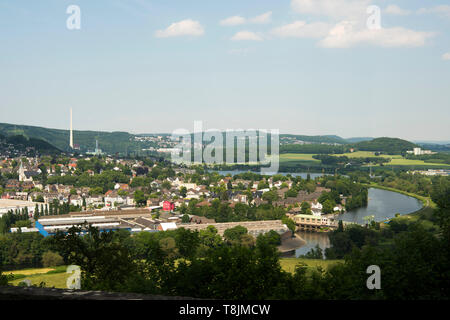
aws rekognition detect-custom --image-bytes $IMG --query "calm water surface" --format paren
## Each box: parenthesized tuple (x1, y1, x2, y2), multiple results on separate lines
(295, 188, 422, 257)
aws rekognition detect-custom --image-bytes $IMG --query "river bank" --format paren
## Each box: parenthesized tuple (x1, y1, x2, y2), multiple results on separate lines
(277, 233, 306, 256)
(290, 187, 424, 256)
(363, 183, 435, 208)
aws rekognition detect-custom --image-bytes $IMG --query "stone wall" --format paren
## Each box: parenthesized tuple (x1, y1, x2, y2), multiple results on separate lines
(0, 286, 196, 300)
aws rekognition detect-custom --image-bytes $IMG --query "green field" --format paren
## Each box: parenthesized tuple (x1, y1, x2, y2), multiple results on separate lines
(279, 153, 320, 162)
(277, 151, 449, 168)
(339, 151, 397, 158)
(279, 258, 343, 274)
(4, 267, 56, 275)
(9, 272, 70, 288)
(6, 266, 70, 289)
(4, 260, 343, 288)
(386, 158, 450, 166)
(334, 151, 450, 167)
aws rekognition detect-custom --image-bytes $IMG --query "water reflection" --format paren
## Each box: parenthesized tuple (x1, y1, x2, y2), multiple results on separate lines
(294, 188, 422, 258)
(338, 188, 422, 225)
(295, 231, 330, 258)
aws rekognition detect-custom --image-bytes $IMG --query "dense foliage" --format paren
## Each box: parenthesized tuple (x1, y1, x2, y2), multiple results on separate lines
(318, 176, 368, 211)
(354, 137, 417, 154)
(313, 154, 390, 166)
(280, 144, 346, 154)
(1, 180, 448, 300)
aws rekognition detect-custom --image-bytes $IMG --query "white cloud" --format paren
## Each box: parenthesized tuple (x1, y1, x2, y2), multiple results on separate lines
(221, 12, 272, 26)
(417, 5, 450, 18)
(319, 21, 435, 48)
(443, 52, 450, 61)
(155, 19, 204, 38)
(249, 11, 272, 24)
(291, 0, 371, 20)
(220, 16, 246, 26)
(385, 5, 410, 16)
(231, 31, 264, 41)
(271, 21, 331, 38)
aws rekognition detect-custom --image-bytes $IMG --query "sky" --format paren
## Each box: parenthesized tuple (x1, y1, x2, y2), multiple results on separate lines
(0, 0, 449, 141)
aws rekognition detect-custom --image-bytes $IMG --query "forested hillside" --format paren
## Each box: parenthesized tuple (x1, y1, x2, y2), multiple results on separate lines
(354, 137, 417, 154)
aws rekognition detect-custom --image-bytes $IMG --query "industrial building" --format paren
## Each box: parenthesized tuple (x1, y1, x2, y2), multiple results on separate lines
(35, 209, 159, 236)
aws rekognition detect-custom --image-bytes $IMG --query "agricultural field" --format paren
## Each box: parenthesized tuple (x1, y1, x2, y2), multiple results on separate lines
(339, 151, 397, 158)
(387, 158, 450, 166)
(5, 266, 70, 289)
(334, 151, 450, 167)
(279, 153, 320, 162)
(279, 258, 343, 274)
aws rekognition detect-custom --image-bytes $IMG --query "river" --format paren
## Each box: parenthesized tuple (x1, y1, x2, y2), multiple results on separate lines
(294, 188, 423, 257)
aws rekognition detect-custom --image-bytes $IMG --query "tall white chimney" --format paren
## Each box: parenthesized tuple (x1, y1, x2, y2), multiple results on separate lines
(70, 108, 74, 149)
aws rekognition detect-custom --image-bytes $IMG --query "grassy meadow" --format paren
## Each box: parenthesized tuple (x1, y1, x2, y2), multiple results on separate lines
(279, 258, 343, 274)
(5, 266, 70, 289)
(279, 151, 449, 168)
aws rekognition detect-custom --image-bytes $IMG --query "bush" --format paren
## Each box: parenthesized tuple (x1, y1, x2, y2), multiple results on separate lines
(42, 251, 64, 267)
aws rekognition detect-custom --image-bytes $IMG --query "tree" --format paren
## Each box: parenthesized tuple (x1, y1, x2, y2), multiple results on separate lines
(282, 216, 296, 235)
(180, 186, 187, 198)
(161, 181, 172, 190)
(159, 237, 179, 260)
(262, 190, 279, 204)
(134, 190, 147, 207)
(0, 268, 7, 286)
(257, 180, 269, 190)
(223, 226, 248, 244)
(34, 204, 40, 219)
(198, 226, 222, 250)
(49, 225, 137, 292)
(181, 214, 190, 223)
(258, 230, 281, 246)
(301, 201, 311, 214)
(42, 251, 64, 267)
(322, 199, 334, 214)
(337, 220, 344, 232)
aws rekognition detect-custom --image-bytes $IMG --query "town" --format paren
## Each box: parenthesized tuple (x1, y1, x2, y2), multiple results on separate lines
(0, 152, 359, 248)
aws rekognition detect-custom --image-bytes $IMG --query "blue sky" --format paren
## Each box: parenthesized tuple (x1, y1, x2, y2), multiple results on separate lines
(0, 0, 449, 141)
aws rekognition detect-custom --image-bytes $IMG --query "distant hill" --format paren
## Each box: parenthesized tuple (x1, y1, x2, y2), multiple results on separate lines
(354, 137, 417, 154)
(0, 123, 149, 155)
(0, 134, 61, 155)
(0, 122, 424, 157)
(414, 140, 450, 145)
(416, 143, 450, 153)
(280, 134, 348, 144)
(346, 137, 374, 143)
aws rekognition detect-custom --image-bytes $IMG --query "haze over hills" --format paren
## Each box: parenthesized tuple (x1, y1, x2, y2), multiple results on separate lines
(0, 122, 423, 156)
(345, 137, 374, 143)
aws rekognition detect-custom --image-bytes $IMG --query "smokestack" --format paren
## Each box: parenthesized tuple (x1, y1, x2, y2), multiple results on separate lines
(70, 108, 74, 149)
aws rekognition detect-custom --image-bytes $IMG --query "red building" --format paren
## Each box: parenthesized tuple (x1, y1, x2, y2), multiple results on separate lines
(162, 201, 175, 212)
